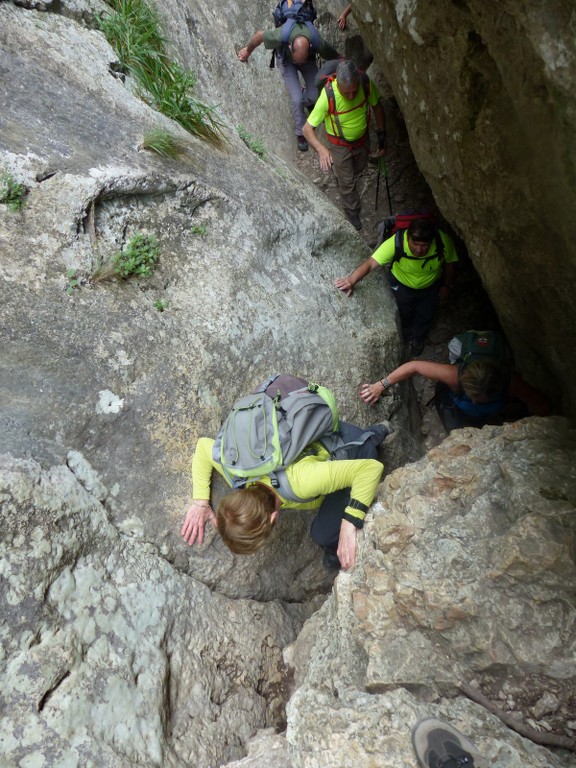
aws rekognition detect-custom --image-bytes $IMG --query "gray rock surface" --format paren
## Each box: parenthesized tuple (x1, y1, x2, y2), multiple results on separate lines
(0, 1, 401, 603)
(0, 452, 316, 767)
(352, 0, 576, 418)
(286, 417, 576, 768)
(2, 0, 576, 767)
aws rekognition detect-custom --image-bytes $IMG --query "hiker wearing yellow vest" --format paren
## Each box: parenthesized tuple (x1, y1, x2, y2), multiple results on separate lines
(303, 59, 387, 230)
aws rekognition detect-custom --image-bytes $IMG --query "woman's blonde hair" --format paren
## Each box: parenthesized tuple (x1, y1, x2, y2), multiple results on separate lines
(217, 485, 277, 554)
(460, 360, 506, 402)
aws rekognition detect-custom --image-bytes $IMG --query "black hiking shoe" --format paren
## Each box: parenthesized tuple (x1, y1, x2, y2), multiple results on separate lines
(412, 718, 488, 768)
(322, 547, 341, 572)
(366, 420, 394, 446)
(345, 211, 362, 230)
(297, 135, 309, 151)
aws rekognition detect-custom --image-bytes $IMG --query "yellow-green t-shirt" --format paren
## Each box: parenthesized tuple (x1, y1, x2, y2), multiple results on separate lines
(307, 78, 380, 142)
(372, 230, 458, 289)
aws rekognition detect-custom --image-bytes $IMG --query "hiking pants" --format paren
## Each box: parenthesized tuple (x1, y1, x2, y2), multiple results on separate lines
(310, 422, 387, 551)
(386, 271, 440, 343)
(329, 141, 369, 221)
(277, 55, 319, 136)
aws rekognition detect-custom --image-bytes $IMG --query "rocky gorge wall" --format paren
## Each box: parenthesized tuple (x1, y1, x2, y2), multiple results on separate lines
(1, 1, 576, 767)
(353, 0, 576, 417)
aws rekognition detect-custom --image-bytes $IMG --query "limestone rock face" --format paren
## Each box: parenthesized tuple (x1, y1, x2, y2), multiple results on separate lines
(352, 0, 576, 417)
(286, 417, 576, 768)
(0, 453, 315, 768)
(2, 1, 576, 767)
(0, 2, 400, 602)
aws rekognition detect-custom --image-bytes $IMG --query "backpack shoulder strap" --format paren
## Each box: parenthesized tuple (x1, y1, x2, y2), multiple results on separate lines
(280, 18, 297, 46)
(391, 229, 405, 266)
(391, 229, 445, 269)
(325, 79, 346, 141)
(434, 230, 445, 262)
(304, 20, 319, 52)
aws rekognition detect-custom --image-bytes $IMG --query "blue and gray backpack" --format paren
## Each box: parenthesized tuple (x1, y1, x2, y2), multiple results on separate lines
(212, 374, 383, 503)
(272, 0, 319, 59)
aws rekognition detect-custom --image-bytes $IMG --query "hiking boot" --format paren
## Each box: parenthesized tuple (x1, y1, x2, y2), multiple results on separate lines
(412, 718, 489, 768)
(366, 421, 394, 445)
(297, 135, 309, 152)
(345, 211, 362, 230)
(322, 547, 341, 571)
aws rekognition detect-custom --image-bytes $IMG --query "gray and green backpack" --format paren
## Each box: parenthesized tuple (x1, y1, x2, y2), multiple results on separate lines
(212, 374, 340, 502)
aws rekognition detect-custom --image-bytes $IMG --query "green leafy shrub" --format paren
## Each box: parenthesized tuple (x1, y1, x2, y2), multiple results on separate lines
(237, 125, 266, 158)
(190, 223, 206, 236)
(114, 232, 159, 278)
(154, 299, 169, 311)
(99, 0, 224, 147)
(0, 170, 27, 211)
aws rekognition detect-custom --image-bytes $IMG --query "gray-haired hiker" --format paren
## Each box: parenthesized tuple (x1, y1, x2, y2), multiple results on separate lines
(303, 59, 387, 229)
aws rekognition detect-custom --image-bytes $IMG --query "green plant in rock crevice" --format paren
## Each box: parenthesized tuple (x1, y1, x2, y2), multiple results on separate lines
(99, 0, 224, 147)
(92, 232, 160, 282)
(0, 170, 27, 211)
(66, 268, 80, 295)
(237, 125, 266, 158)
(114, 232, 159, 278)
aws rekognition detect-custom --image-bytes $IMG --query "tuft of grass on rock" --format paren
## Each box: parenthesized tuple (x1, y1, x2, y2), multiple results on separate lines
(99, 0, 224, 147)
(140, 127, 187, 159)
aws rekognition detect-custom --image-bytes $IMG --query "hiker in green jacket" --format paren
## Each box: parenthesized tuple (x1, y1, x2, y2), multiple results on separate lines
(303, 59, 387, 230)
(237, 23, 339, 152)
(181, 428, 388, 571)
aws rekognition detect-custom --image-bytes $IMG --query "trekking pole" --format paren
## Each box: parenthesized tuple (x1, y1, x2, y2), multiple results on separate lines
(383, 158, 393, 215)
(375, 157, 393, 215)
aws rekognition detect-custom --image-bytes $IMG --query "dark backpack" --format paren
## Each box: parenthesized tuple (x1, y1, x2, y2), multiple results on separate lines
(314, 59, 371, 145)
(375, 209, 444, 268)
(271, 0, 319, 64)
(212, 374, 340, 502)
(273, 0, 317, 26)
(452, 330, 512, 396)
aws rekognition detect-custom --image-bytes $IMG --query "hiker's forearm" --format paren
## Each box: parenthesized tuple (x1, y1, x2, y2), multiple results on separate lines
(191, 437, 222, 497)
(347, 257, 379, 286)
(382, 361, 457, 387)
(302, 123, 324, 153)
(245, 30, 264, 55)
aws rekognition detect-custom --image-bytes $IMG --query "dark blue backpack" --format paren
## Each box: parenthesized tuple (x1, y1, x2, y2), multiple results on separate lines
(272, 0, 319, 56)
